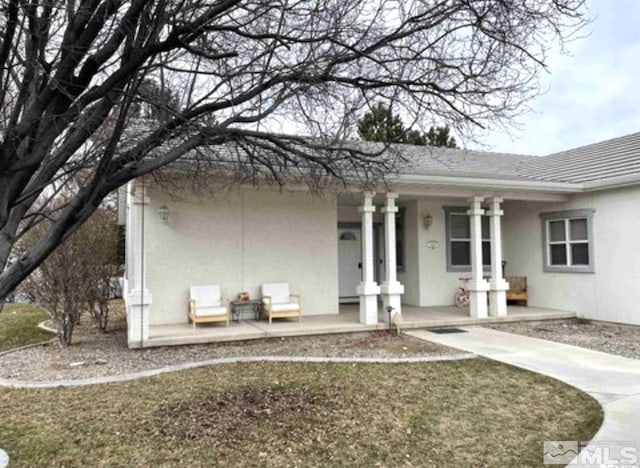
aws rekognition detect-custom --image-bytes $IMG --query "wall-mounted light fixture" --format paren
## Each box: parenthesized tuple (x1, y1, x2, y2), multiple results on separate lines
(423, 214, 433, 229)
(158, 205, 170, 223)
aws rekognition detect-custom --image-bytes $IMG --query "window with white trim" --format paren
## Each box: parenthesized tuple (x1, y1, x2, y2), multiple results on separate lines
(540, 209, 595, 273)
(444, 207, 491, 272)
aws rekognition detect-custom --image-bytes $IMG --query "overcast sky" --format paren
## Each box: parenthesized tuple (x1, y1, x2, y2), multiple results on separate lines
(474, 0, 640, 156)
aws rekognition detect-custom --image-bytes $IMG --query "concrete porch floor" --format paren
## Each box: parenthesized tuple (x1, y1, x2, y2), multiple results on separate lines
(141, 304, 575, 348)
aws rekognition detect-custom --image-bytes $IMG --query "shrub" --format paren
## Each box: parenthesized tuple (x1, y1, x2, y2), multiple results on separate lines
(80, 210, 120, 333)
(23, 208, 119, 345)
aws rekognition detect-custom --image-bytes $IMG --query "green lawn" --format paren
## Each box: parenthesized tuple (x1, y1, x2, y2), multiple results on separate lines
(0, 304, 54, 352)
(0, 359, 603, 467)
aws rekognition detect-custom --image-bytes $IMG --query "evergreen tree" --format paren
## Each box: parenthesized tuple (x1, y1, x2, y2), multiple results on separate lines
(359, 104, 457, 148)
(357, 103, 407, 144)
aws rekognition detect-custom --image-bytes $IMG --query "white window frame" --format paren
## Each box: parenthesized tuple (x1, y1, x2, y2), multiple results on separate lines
(540, 209, 595, 273)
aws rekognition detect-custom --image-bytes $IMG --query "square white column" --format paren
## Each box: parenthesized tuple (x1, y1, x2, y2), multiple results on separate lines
(356, 192, 380, 325)
(488, 197, 509, 317)
(127, 289, 152, 346)
(126, 182, 152, 347)
(467, 196, 489, 319)
(380, 192, 404, 320)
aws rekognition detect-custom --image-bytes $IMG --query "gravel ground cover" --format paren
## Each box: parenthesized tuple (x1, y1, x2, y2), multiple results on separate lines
(0, 323, 460, 382)
(10, 300, 637, 384)
(488, 319, 640, 360)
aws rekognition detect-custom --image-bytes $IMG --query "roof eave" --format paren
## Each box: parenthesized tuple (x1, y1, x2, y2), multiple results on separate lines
(392, 174, 583, 193)
(582, 173, 640, 192)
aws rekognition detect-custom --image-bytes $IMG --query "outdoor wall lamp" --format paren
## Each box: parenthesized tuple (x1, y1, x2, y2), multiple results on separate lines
(423, 214, 433, 229)
(158, 205, 170, 223)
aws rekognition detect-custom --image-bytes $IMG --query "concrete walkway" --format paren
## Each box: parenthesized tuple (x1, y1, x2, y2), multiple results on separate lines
(407, 327, 640, 468)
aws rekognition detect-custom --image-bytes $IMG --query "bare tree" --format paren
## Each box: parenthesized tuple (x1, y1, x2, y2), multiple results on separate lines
(0, 0, 587, 303)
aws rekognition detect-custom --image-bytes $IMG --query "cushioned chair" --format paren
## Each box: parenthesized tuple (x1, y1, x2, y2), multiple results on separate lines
(188, 285, 229, 328)
(261, 283, 302, 324)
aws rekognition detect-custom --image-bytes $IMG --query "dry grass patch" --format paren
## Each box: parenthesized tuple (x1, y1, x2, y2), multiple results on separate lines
(157, 385, 343, 446)
(0, 359, 602, 467)
(0, 304, 54, 352)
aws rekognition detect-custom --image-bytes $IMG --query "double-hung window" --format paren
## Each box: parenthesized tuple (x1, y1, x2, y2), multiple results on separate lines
(445, 207, 491, 272)
(540, 209, 595, 273)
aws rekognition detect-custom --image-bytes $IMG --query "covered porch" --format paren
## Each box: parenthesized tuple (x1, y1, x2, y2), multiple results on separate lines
(338, 192, 512, 324)
(124, 177, 580, 348)
(140, 304, 575, 348)
(336, 186, 577, 324)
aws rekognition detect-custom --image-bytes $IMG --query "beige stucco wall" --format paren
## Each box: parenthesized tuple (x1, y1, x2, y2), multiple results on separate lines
(144, 185, 636, 327)
(396, 190, 640, 325)
(145, 188, 339, 325)
(339, 193, 630, 316)
(400, 198, 473, 307)
(503, 186, 640, 325)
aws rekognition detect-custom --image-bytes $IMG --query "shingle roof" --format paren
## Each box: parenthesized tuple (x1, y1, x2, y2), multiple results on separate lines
(391, 130, 640, 186)
(391, 143, 537, 181)
(517, 131, 640, 183)
(125, 118, 640, 187)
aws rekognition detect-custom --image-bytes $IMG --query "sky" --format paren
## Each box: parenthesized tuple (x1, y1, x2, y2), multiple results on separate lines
(475, 0, 640, 156)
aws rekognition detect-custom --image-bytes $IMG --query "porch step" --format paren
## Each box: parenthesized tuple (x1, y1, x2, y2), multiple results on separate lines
(140, 306, 576, 348)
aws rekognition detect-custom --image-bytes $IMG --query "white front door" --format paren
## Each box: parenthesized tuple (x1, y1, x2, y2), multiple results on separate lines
(338, 228, 362, 301)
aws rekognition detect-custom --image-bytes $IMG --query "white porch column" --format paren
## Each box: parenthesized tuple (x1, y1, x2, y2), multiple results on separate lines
(356, 192, 380, 325)
(127, 182, 152, 346)
(488, 197, 509, 317)
(380, 192, 404, 320)
(467, 196, 489, 318)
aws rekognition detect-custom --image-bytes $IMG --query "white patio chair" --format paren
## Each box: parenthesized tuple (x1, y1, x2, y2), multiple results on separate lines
(261, 282, 302, 324)
(188, 285, 229, 328)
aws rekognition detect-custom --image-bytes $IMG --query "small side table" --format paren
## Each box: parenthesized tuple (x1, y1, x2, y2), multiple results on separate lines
(230, 299, 262, 322)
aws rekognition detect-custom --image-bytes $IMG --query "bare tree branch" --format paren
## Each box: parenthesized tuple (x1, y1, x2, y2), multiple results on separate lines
(0, 0, 588, 301)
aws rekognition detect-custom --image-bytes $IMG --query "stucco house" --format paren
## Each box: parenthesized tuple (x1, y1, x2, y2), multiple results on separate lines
(122, 131, 640, 348)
